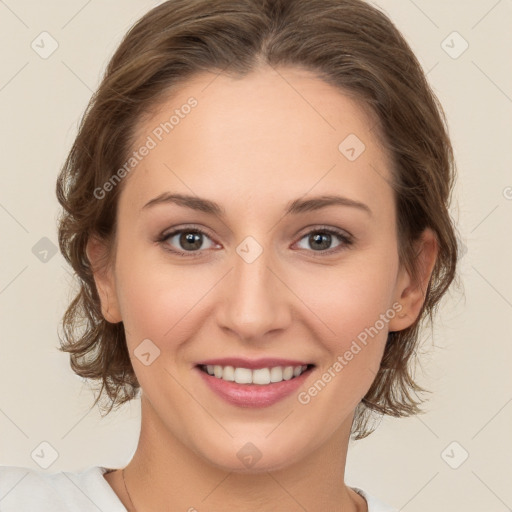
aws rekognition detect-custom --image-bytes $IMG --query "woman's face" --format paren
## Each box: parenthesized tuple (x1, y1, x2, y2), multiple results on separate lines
(92, 65, 423, 471)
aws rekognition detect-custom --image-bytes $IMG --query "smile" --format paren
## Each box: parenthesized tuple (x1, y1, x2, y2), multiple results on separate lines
(199, 364, 312, 385)
(195, 362, 316, 408)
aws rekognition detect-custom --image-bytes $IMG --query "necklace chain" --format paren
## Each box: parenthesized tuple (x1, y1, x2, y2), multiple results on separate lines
(122, 468, 137, 512)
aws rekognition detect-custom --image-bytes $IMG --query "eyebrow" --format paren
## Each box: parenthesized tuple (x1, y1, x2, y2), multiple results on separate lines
(142, 192, 372, 217)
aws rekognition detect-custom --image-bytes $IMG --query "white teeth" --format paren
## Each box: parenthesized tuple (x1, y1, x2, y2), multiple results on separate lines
(222, 365, 235, 381)
(203, 364, 309, 385)
(252, 368, 271, 385)
(233, 367, 252, 384)
(282, 366, 294, 380)
(269, 366, 283, 382)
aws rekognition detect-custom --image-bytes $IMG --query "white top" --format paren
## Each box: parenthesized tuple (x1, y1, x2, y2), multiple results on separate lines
(0, 465, 398, 511)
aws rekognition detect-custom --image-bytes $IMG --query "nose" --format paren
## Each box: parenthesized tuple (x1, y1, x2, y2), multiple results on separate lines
(216, 245, 292, 342)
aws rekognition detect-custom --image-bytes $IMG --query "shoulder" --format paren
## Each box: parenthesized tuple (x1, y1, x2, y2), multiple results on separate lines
(0, 465, 126, 512)
(351, 486, 399, 512)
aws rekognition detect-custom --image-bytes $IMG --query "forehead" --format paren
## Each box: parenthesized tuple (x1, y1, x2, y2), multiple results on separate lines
(121, 66, 393, 216)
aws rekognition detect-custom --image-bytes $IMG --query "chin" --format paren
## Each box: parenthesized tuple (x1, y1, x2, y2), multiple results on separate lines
(195, 435, 306, 474)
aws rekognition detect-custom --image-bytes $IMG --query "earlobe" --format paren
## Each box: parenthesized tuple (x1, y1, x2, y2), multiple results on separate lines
(86, 235, 122, 324)
(388, 228, 439, 332)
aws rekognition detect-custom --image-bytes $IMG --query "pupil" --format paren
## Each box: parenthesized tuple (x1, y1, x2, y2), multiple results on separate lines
(181, 232, 202, 250)
(311, 233, 330, 250)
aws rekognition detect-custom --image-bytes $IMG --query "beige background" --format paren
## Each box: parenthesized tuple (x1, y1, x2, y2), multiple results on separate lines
(0, 1, 511, 511)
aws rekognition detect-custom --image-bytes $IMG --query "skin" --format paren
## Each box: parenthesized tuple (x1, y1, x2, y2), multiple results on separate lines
(87, 64, 438, 512)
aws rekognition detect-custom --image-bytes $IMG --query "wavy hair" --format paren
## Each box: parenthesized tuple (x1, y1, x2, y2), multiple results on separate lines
(56, 0, 461, 440)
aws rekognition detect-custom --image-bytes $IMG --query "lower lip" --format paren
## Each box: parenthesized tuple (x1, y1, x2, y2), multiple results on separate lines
(195, 366, 314, 408)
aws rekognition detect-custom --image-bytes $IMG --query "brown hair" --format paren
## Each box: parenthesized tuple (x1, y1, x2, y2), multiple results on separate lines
(56, 0, 460, 440)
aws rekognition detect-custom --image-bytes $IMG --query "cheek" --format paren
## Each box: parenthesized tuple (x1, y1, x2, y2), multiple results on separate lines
(288, 258, 398, 395)
(294, 258, 396, 335)
(113, 258, 207, 398)
(290, 264, 397, 417)
(114, 249, 211, 344)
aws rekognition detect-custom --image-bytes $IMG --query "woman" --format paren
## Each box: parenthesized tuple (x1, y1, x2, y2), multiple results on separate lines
(0, 0, 458, 510)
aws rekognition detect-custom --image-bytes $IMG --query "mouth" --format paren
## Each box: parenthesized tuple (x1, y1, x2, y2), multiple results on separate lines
(193, 356, 317, 408)
(196, 363, 316, 386)
(195, 361, 316, 408)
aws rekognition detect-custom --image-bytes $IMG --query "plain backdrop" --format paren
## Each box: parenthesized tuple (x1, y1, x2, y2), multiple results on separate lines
(0, 1, 511, 511)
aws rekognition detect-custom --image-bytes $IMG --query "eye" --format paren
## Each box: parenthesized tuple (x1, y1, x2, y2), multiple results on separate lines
(156, 225, 354, 258)
(157, 226, 218, 257)
(294, 227, 354, 255)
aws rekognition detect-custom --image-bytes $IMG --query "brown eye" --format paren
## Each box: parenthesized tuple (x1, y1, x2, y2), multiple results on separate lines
(295, 228, 353, 254)
(159, 227, 217, 256)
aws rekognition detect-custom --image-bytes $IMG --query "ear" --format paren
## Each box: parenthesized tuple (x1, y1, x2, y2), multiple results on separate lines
(388, 228, 439, 332)
(86, 235, 122, 324)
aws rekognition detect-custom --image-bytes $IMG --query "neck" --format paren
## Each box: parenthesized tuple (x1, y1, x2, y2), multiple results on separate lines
(117, 396, 366, 512)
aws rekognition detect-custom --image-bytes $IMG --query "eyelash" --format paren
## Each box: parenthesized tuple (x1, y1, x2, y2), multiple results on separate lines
(156, 225, 354, 258)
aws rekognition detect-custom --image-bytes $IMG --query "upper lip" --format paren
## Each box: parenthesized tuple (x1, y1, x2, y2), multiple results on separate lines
(196, 357, 314, 370)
